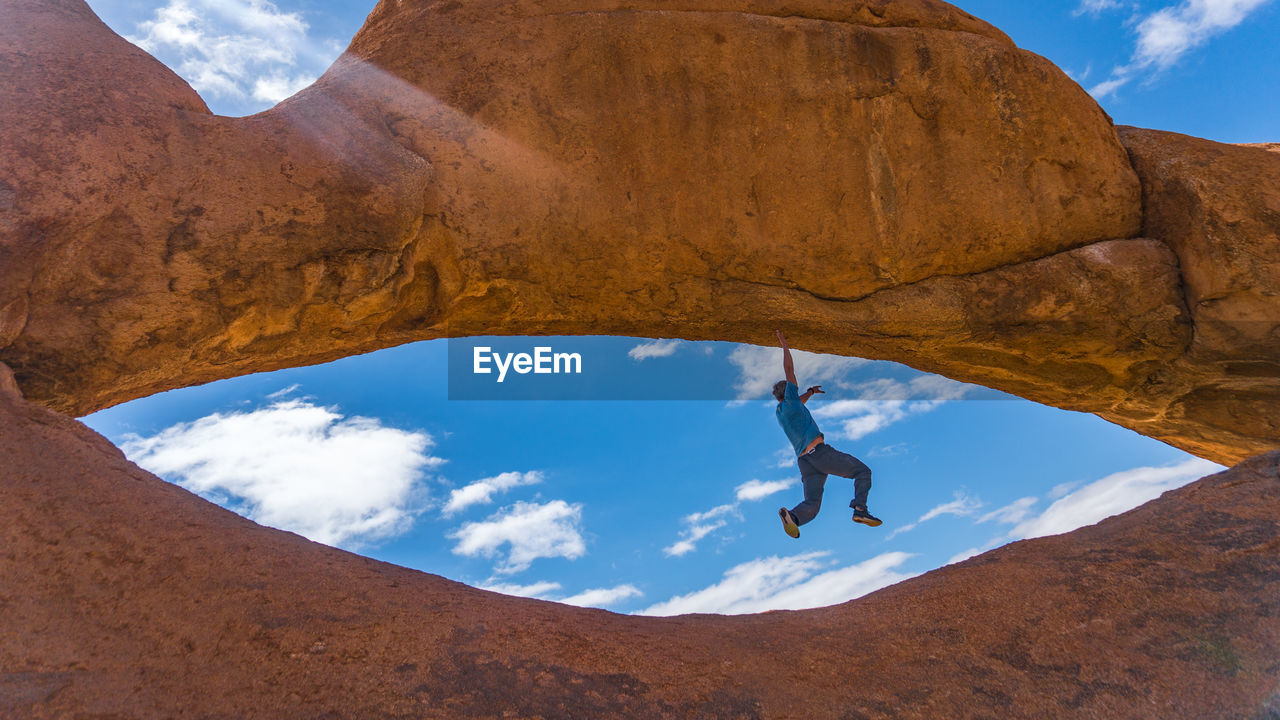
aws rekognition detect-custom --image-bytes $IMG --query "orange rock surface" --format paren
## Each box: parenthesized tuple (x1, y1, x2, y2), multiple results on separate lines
(2, 365, 1278, 718)
(0, 0, 1236, 454)
(2, 0, 1280, 715)
(3, 1, 1274, 464)
(1115, 127, 1280, 462)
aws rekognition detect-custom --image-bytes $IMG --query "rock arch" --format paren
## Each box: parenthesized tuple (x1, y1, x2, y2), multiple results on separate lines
(1, 1, 1278, 716)
(3, 0, 1278, 464)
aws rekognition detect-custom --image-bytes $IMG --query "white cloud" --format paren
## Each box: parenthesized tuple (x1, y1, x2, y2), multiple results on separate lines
(1049, 481, 1081, 499)
(728, 344, 867, 401)
(734, 479, 794, 502)
(1136, 0, 1271, 68)
(773, 447, 798, 468)
(947, 547, 984, 565)
(885, 521, 918, 540)
(867, 442, 910, 459)
(978, 497, 1039, 525)
(663, 503, 740, 557)
(128, 0, 339, 108)
(478, 580, 642, 609)
(663, 527, 721, 557)
(120, 399, 441, 548)
(664, 480, 800, 557)
(687, 504, 739, 524)
(886, 490, 983, 539)
(560, 584, 644, 608)
(814, 399, 912, 440)
(639, 551, 916, 616)
(918, 491, 984, 523)
(811, 376, 971, 441)
(628, 339, 682, 361)
(443, 470, 544, 517)
(1090, 0, 1274, 98)
(1010, 458, 1222, 539)
(1089, 75, 1133, 98)
(449, 500, 586, 573)
(266, 383, 300, 399)
(1076, 0, 1126, 15)
(479, 580, 563, 600)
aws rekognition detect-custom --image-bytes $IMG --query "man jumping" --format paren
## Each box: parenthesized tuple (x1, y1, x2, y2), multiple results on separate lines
(773, 330, 881, 538)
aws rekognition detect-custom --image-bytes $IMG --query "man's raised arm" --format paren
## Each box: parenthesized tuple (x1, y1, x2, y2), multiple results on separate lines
(776, 330, 798, 387)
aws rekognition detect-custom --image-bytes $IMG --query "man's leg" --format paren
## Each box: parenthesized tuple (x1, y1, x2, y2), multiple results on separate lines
(790, 457, 828, 526)
(810, 445, 872, 509)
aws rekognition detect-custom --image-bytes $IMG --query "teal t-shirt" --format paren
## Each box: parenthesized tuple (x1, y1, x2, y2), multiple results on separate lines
(776, 382, 822, 456)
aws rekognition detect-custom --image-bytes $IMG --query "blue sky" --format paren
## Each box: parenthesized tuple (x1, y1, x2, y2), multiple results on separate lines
(79, 0, 1273, 614)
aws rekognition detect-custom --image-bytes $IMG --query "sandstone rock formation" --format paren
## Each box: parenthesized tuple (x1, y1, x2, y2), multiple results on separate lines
(3, 0, 1280, 716)
(5, 0, 1277, 465)
(1115, 127, 1280, 462)
(3, 364, 1279, 718)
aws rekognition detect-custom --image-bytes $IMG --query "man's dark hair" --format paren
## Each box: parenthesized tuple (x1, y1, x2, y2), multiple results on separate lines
(772, 380, 788, 402)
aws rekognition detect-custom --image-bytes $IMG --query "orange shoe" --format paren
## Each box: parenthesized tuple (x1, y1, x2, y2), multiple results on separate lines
(852, 506, 882, 527)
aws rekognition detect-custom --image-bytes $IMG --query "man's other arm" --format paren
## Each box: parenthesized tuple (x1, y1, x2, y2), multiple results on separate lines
(800, 385, 824, 404)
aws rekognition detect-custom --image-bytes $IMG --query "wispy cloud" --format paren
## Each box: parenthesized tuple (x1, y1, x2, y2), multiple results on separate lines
(121, 398, 441, 548)
(665, 479, 800, 557)
(128, 0, 340, 108)
(918, 491, 984, 522)
(639, 551, 916, 616)
(663, 503, 739, 557)
(266, 383, 301, 399)
(728, 344, 867, 401)
(735, 478, 794, 502)
(480, 580, 643, 609)
(1076, 0, 1127, 15)
(479, 580, 564, 600)
(812, 376, 972, 441)
(887, 490, 984, 539)
(1010, 458, 1222, 539)
(442, 471, 544, 517)
(867, 442, 911, 459)
(561, 584, 644, 608)
(730, 345, 971, 442)
(947, 547, 984, 565)
(978, 497, 1039, 525)
(772, 447, 799, 468)
(449, 500, 586, 573)
(628, 339, 682, 361)
(1089, 0, 1275, 98)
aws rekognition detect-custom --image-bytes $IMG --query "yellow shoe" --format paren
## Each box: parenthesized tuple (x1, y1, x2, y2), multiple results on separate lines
(779, 507, 800, 538)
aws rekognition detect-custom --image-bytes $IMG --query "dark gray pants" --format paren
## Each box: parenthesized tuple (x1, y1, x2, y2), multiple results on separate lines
(790, 443, 872, 526)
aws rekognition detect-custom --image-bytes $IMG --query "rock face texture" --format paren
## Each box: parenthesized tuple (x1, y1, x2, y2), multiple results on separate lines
(3, 366, 1280, 718)
(2, 1, 1280, 716)
(1116, 127, 1280, 463)
(5, 0, 1277, 466)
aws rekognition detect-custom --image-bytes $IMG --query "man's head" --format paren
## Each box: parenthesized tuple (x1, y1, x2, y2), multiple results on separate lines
(772, 380, 788, 402)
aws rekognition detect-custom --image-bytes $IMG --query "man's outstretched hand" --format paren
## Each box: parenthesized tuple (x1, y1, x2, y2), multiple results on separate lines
(799, 384, 824, 404)
(775, 330, 788, 348)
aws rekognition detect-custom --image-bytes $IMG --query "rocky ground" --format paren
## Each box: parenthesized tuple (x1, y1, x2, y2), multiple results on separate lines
(3, 365, 1278, 718)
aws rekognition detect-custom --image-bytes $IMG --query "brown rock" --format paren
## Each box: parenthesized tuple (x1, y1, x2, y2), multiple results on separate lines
(3, 0, 1171, 437)
(8, 2, 1272, 464)
(7, 2, 1275, 466)
(1115, 128, 1280, 463)
(3, 2, 1280, 715)
(2, 363, 1278, 718)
